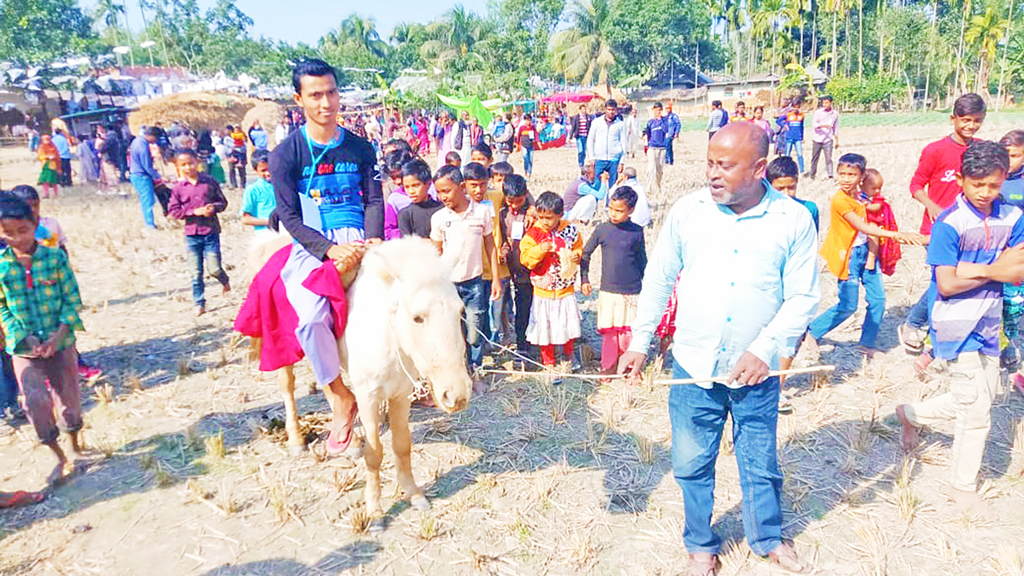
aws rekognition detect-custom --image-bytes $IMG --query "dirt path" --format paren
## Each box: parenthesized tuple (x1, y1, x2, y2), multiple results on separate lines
(1, 121, 1023, 575)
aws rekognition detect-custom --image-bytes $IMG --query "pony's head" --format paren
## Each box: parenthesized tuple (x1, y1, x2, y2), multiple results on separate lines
(361, 238, 472, 413)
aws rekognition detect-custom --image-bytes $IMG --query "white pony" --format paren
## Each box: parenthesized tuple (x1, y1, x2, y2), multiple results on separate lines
(268, 237, 473, 521)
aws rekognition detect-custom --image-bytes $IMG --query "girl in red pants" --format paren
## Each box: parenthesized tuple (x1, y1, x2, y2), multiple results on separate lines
(519, 192, 583, 384)
(580, 187, 646, 381)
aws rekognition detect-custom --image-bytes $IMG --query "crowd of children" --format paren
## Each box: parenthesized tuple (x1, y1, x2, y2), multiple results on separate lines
(344, 132, 652, 388)
(11, 82, 1024, 530)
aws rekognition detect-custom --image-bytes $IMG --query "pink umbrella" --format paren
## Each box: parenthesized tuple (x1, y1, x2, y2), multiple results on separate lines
(541, 91, 596, 103)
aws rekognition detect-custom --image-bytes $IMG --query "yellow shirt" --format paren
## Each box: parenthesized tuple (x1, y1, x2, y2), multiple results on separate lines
(819, 190, 866, 280)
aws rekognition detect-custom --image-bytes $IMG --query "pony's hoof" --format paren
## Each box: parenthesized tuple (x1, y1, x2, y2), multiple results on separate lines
(369, 516, 386, 533)
(410, 495, 430, 511)
(287, 443, 306, 457)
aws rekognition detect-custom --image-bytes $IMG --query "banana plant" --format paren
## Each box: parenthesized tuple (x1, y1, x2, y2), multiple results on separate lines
(781, 52, 833, 104)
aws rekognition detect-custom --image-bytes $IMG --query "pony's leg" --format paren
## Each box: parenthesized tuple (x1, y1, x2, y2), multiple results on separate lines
(360, 397, 386, 528)
(389, 394, 429, 511)
(248, 337, 261, 363)
(278, 365, 305, 455)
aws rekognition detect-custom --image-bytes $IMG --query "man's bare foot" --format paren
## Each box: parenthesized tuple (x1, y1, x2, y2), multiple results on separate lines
(196, 305, 206, 317)
(222, 282, 231, 295)
(947, 487, 996, 521)
(895, 405, 919, 452)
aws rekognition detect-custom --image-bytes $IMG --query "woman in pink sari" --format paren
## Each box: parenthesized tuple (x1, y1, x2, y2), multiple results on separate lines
(416, 115, 429, 155)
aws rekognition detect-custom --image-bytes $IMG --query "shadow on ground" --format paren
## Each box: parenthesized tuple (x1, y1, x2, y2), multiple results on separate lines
(0, 399, 298, 544)
(708, 392, 1023, 549)
(196, 541, 382, 576)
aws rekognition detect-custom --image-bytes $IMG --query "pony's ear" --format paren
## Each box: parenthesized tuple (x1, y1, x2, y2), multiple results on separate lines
(363, 251, 398, 287)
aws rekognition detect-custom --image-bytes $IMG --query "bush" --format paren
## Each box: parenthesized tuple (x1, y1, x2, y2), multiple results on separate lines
(826, 76, 906, 110)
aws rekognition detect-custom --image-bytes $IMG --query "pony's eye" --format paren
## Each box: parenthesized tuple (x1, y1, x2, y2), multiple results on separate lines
(414, 316, 424, 324)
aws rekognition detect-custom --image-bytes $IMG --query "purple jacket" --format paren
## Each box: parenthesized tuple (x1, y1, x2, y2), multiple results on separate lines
(168, 174, 228, 235)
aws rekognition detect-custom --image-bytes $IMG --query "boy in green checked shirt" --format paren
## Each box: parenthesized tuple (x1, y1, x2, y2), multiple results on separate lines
(0, 195, 86, 486)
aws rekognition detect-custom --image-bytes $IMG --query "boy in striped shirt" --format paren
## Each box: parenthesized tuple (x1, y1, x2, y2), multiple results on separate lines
(897, 141, 1024, 520)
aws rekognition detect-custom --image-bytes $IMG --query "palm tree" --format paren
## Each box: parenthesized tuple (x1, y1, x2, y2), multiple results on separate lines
(857, 0, 864, 78)
(550, 0, 616, 89)
(954, 0, 973, 94)
(95, 0, 132, 65)
(997, 0, 1016, 106)
(965, 1, 1008, 96)
(822, 0, 856, 77)
(418, 6, 489, 74)
(341, 14, 387, 58)
(323, 13, 388, 59)
(139, 0, 174, 65)
(390, 21, 415, 45)
(751, 0, 798, 73)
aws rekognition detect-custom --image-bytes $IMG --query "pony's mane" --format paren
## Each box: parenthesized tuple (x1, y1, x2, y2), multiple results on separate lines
(360, 237, 450, 286)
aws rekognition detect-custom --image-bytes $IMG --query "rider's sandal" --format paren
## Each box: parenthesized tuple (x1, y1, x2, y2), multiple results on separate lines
(325, 404, 360, 456)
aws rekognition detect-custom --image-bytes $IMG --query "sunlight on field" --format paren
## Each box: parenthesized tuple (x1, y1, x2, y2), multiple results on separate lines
(0, 119, 1023, 575)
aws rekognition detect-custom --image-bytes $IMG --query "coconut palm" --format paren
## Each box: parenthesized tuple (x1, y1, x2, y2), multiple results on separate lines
(323, 14, 387, 59)
(965, 1, 1008, 95)
(418, 6, 490, 73)
(94, 0, 125, 46)
(551, 0, 616, 89)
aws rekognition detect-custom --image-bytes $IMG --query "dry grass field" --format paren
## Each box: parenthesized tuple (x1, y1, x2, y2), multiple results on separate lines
(2, 117, 1024, 576)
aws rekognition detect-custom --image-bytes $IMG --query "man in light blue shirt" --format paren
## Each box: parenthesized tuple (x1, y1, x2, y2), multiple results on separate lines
(51, 130, 72, 187)
(620, 122, 819, 574)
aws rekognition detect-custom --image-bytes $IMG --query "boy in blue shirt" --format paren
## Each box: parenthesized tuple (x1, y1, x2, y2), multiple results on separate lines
(995, 130, 1024, 383)
(240, 150, 277, 247)
(897, 141, 1024, 519)
(766, 156, 819, 231)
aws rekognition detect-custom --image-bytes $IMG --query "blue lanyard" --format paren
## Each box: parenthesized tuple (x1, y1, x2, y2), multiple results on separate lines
(302, 125, 342, 197)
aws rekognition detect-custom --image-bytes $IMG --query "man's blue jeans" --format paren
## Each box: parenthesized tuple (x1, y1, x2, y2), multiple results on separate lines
(523, 147, 534, 176)
(129, 174, 157, 229)
(576, 135, 587, 167)
(665, 137, 676, 165)
(785, 140, 805, 173)
(808, 243, 885, 349)
(669, 359, 783, 556)
(456, 276, 487, 370)
(485, 278, 510, 346)
(906, 283, 936, 331)
(594, 158, 619, 184)
(186, 234, 229, 308)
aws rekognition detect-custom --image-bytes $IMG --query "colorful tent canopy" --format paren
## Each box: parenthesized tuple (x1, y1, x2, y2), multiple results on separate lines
(541, 91, 596, 103)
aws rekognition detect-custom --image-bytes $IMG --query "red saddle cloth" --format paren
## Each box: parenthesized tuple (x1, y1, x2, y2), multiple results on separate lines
(233, 245, 348, 372)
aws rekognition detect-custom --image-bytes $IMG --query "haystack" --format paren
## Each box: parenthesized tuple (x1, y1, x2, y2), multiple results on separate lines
(128, 92, 279, 135)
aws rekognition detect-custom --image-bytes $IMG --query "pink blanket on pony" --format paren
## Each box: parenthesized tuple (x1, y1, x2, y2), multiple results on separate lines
(233, 246, 348, 372)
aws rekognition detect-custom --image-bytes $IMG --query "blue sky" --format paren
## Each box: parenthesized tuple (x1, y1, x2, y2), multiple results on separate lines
(83, 0, 493, 45)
